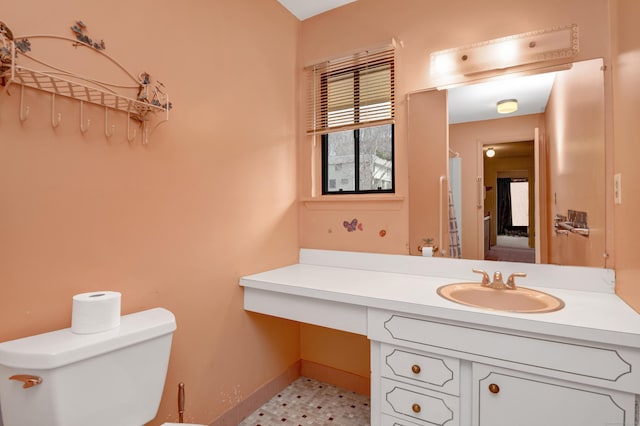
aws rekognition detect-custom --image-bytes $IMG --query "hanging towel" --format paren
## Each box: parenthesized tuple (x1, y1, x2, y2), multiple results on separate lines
(448, 189, 462, 258)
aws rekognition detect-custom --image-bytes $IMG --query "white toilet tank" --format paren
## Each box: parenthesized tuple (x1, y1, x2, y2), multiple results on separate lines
(0, 308, 176, 426)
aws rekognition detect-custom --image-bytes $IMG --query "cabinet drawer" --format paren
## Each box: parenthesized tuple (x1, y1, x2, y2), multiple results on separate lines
(381, 343, 460, 396)
(381, 413, 423, 426)
(381, 378, 459, 426)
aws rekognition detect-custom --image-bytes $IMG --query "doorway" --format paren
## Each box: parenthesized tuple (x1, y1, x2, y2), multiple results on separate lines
(482, 142, 536, 263)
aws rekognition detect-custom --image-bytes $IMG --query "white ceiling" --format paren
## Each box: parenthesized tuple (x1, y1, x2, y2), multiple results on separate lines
(448, 72, 557, 124)
(277, 0, 357, 20)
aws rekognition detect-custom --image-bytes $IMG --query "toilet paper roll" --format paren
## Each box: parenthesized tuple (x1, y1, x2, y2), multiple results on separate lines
(71, 291, 121, 334)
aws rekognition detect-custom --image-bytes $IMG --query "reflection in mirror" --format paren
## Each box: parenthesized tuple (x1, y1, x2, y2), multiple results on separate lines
(480, 141, 535, 263)
(409, 58, 606, 267)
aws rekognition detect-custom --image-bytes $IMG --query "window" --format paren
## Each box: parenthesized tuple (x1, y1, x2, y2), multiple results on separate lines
(306, 45, 395, 194)
(322, 124, 394, 193)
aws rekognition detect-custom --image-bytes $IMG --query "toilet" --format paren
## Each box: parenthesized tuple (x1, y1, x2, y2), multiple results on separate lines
(0, 307, 201, 426)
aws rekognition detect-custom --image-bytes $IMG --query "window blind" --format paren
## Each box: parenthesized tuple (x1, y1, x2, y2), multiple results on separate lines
(305, 46, 395, 135)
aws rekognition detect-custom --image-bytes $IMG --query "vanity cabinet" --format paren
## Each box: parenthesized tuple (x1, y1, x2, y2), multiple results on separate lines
(240, 250, 640, 426)
(369, 308, 640, 426)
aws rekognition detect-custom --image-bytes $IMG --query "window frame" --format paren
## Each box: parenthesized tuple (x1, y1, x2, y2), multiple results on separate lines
(321, 124, 395, 195)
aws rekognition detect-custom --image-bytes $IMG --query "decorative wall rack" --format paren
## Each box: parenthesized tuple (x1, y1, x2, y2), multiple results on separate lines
(554, 210, 589, 237)
(0, 22, 170, 144)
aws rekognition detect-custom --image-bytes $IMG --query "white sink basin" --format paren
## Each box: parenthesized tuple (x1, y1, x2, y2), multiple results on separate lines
(437, 283, 565, 313)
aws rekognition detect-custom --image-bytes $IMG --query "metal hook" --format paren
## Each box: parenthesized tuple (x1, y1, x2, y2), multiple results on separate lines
(104, 106, 115, 138)
(142, 120, 149, 145)
(79, 101, 91, 133)
(51, 94, 62, 128)
(127, 105, 137, 142)
(19, 85, 30, 122)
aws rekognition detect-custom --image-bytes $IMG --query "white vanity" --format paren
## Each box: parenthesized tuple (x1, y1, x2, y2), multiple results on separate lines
(240, 249, 640, 426)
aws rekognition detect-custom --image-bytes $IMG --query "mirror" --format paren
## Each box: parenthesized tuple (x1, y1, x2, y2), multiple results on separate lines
(408, 58, 606, 267)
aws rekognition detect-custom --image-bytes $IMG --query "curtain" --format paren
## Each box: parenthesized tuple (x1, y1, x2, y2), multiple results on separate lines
(497, 178, 512, 235)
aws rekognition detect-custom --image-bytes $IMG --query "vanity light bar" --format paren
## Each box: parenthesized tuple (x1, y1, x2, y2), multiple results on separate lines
(430, 24, 579, 78)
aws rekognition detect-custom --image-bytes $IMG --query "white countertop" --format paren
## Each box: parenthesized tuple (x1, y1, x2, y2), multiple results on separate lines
(240, 250, 640, 349)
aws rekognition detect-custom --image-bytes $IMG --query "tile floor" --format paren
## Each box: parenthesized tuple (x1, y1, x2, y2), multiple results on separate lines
(239, 377, 370, 426)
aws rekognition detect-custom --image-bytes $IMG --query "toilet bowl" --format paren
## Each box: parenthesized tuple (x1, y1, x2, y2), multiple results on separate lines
(0, 308, 176, 426)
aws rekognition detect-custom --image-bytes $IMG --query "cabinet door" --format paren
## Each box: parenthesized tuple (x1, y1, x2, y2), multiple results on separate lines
(473, 363, 636, 426)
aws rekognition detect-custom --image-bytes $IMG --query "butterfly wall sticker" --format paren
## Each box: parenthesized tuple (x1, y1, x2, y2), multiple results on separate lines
(343, 218, 363, 232)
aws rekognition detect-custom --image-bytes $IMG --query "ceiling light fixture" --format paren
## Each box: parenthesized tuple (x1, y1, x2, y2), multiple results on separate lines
(497, 99, 518, 114)
(486, 148, 496, 158)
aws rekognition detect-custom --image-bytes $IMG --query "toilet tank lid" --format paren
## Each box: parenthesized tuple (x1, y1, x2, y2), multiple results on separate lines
(0, 308, 176, 370)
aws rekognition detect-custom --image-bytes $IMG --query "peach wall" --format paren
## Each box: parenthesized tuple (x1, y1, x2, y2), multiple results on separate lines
(296, 0, 613, 386)
(300, 324, 370, 394)
(0, 1, 300, 424)
(612, 0, 640, 313)
(545, 59, 607, 267)
(298, 0, 611, 256)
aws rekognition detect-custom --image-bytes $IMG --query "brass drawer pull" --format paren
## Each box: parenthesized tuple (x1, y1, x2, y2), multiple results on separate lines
(411, 364, 421, 374)
(412, 403, 421, 413)
(488, 383, 500, 394)
(10, 374, 43, 389)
